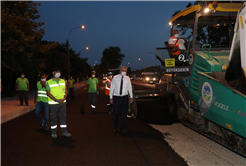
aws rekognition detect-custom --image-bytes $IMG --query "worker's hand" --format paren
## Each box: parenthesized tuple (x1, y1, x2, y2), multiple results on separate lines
(130, 98, 133, 104)
(97, 91, 99, 95)
(57, 99, 63, 104)
(110, 99, 113, 104)
(15, 88, 18, 91)
(34, 99, 37, 104)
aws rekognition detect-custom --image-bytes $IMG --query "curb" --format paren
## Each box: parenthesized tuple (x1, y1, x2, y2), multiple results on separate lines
(1, 105, 36, 124)
(1, 84, 86, 124)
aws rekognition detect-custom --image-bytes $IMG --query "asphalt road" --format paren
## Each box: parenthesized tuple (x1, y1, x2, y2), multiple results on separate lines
(2, 80, 188, 166)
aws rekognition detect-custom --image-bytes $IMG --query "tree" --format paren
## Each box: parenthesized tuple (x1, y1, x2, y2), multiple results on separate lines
(1, 1, 54, 90)
(100, 46, 125, 73)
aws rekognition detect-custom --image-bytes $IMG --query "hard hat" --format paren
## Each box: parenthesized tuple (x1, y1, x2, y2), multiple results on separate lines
(108, 72, 113, 75)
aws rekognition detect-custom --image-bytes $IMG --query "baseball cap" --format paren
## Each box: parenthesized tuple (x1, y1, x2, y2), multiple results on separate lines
(108, 72, 113, 75)
(92, 71, 96, 73)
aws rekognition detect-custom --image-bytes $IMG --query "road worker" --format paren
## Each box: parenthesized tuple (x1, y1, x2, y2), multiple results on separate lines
(15, 73, 29, 106)
(105, 72, 113, 114)
(68, 75, 76, 99)
(86, 71, 99, 114)
(34, 73, 49, 130)
(46, 67, 71, 139)
(168, 29, 185, 56)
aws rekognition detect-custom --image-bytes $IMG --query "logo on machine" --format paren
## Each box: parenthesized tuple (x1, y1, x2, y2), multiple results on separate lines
(178, 54, 185, 62)
(189, 54, 193, 65)
(184, 77, 189, 87)
(202, 82, 213, 104)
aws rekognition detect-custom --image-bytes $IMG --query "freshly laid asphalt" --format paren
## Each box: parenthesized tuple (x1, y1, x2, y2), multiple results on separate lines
(1, 80, 188, 166)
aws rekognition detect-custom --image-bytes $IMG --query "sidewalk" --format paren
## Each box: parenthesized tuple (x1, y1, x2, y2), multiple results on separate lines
(1, 81, 86, 124)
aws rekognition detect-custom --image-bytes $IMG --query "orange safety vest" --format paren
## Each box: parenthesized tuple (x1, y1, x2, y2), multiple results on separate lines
(169, 36, 181, 55)
(105, 79, 112, 96)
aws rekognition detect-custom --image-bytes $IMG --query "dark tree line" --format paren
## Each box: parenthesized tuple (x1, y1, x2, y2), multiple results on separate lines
(1, 1, 91, 93)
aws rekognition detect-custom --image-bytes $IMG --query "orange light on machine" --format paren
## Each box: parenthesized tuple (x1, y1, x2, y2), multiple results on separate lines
(191, 101, 194, 104)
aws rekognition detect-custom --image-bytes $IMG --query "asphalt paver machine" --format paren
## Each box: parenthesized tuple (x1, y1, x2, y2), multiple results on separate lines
(153, 2, 246, 157)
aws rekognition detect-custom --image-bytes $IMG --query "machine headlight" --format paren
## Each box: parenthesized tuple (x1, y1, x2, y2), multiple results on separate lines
(153, 78, 156, 80)
(146, 77, 149, 81)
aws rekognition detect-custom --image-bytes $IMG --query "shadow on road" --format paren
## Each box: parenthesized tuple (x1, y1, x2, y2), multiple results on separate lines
(51, 138, 76, 148)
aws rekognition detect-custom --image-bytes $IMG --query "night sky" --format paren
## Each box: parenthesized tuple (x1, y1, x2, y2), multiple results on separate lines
(38, 1, 194, 70)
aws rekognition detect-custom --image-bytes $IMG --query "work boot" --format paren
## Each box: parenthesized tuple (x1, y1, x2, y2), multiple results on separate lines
(62, 132, 71, 137)
(51, 133, 57, 139)
(44, 125, 49, 130)
(40, 121, 44, 129)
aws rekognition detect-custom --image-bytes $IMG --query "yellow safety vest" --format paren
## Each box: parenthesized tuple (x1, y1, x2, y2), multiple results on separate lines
(37, 81, 48, 103)
(47, 78, 66, 105)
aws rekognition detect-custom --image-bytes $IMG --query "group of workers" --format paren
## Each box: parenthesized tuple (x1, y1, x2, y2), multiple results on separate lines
(14, 30, 183, 138)
(15, 65, 133, 138)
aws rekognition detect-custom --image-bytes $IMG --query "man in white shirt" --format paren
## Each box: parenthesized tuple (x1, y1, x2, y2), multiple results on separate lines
(110, 66, 133, 134)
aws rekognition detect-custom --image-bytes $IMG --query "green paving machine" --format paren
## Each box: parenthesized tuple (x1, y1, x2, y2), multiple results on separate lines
(154, 2, 246, 157)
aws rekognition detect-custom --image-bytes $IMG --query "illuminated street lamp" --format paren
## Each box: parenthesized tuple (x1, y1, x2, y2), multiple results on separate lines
(68, 25, 85, 78)
(79, 47, 89, 56)
(138, 58, 145, 69)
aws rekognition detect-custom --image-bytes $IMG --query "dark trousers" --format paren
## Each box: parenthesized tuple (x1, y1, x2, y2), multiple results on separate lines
(49, 103, 67, 134)
(18, 90, 28, 105)
(88, 92, 97, 112)
(69, 88, 74, 99)
(106, 95, 112, 112)
(113, 95, 128, 130)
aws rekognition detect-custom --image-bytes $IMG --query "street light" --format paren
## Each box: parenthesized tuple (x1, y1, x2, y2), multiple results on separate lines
(138, 58, 145, 69)
(68, 25, 85, 78)
(79, 47, 89, 56)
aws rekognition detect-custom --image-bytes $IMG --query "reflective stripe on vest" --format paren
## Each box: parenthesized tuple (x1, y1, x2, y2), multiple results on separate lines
(170, 36, 181, 55)
(47, 78, 66, 105)
(37, 81, 48, 103)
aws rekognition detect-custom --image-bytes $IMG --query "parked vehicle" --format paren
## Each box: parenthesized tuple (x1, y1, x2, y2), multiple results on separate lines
(141, 72, 158, 83)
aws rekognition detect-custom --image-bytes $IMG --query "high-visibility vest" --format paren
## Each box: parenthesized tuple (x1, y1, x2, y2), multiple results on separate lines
(105, 79, 112, 96)
(169, 36, 181, 55)
(37, 81, 48, 103)
(47, 78, 66, 105)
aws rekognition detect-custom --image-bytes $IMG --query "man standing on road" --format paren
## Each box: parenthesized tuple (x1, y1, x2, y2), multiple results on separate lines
(105, 72, 113, 114)
(46, 67, 71, 139)
(86, 71, 99, 114)
(15, 73, 30, 106)
(68, 76, 76, 99)
(34, 73, 49, 130)
(110, 66, 133, 134)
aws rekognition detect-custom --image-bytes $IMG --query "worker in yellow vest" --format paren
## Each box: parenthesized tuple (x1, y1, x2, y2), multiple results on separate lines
(105, 72, 113, 114)
(34, 73, 49, 130)
(46, 67, 71, 139)
(68, 76, 76, 99)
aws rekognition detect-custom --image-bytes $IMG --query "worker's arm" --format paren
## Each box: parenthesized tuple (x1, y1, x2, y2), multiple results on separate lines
(60, 87, 67, 104)
(46, 90, 57, 102)
(27, 83, 30, 91)
(168, 44, 179, 49)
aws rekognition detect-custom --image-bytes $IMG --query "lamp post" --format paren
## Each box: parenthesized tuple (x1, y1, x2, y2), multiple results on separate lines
(68, 25, 85, 78)
(79, 47, 89, 57)
(138, 58, 145, 70)
(148, 52, 157, 73)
